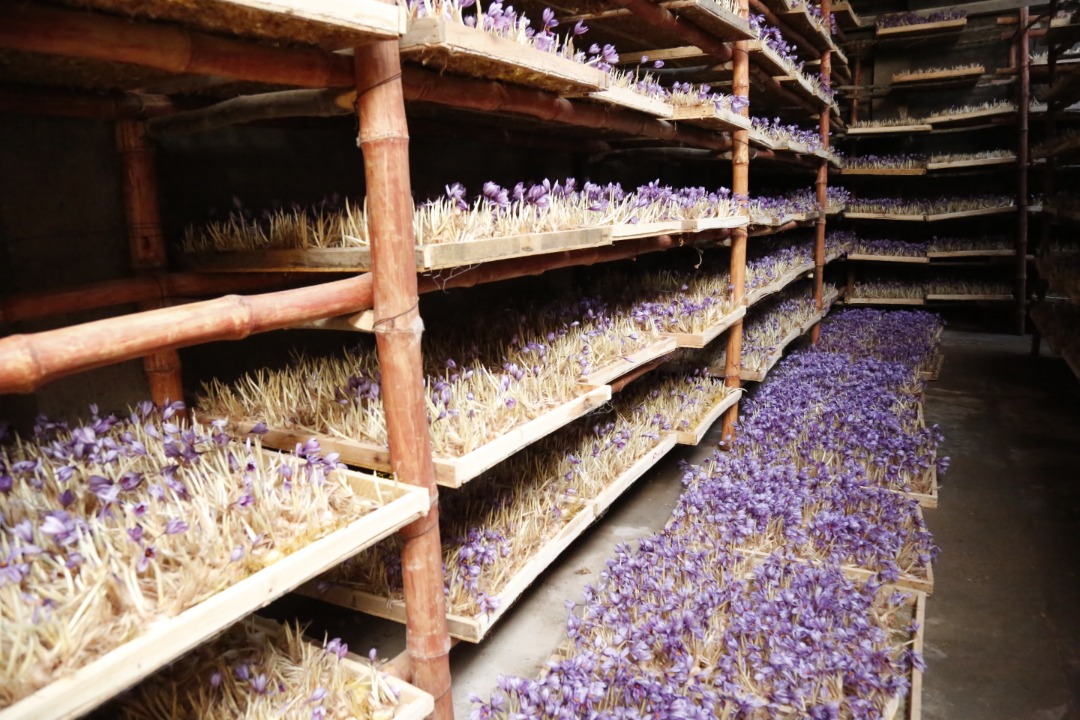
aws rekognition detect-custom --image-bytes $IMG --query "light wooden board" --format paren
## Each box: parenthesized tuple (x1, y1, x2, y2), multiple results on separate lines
(845, 124, 933, 135)
(924, 206, 1015, 222)
(844, 297, 926, 306)
(671, 103, 751, 131)
(842, 167, 927, 176)
(926, 107, 1016, 125)
(743, 263, 813, 308)
(399, 17, 608, 94)
(748, 128, 779, 150)
(740, 311, 823, 382)
(574, 86, 674, 117)
(611, 220, 684, 240)
(665, 0, 754, 40)
(303, 435, 681, 643)
(919, 353, 944, 381)
(0, 469, 428, 720)
(661, 305, 746, 349)
(896, 464, 939, 508)
(579, 337, 679, 386)
(218, 385, 611, 489)
(672, 390, 741, 445)
(779, 6, 832, 51)
(927, 249, 1013, 258)
(188, 227, 612, 272)
(848, 253, 930, 264)
(832, 1, 862, 28)
(844, 212, 927, 221)
(926, 155, 1016, 170)
(925, 293, 1013, 301)
(681, 215, 748, 232)
(892, 65, 984, 84)
(876, 17, 967, 36)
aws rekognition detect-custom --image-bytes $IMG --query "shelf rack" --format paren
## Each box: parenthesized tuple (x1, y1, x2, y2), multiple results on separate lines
(0, 0, 841, 713)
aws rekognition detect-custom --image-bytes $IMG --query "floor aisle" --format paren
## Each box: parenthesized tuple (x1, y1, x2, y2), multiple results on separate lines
(922, 330, 1080, 720)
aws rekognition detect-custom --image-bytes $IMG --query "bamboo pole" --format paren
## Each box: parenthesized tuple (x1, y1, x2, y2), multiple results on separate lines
(722, 0, 751, 444)
(402, 67, 734, 151)
(0, 88, 175, 120)
(117, 120, 185, 409)
(0, 273, 309, 324)
(811, 0, 832, 345)
(0, 3, 354, 89)
(354, 43, 454, 720)
(0, 275, 374, 394)
(148, 89, 354, 136)
(1017, 5, 1030, 335)
(611, 0, 734, 63)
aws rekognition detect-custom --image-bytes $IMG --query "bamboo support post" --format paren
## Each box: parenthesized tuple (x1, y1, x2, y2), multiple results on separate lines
(811, 0, 832, 345)
(402, 67, 733, 151)
(611, 0, 735, 63)
(0, 275, 373, 394)
(0, 3, 354, 89)
(1017, 6, 1030, 335)
(117, 120, 185, 410)
(722, 0, 751, 444)
(354, 43, 454, 720)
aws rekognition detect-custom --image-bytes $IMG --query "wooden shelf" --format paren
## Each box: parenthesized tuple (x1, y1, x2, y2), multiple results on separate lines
(925, 293, 1014, 301)
(580, 336, 679, 386)
(213, 384, 612, 489)
(572, 87, 675, 118)
(400, 17, 609, 94)
(831, 1, 862, 29)
(890, 65, 984, 87)
(844, 297, 926, 306)
(661, 305, 747, 349)
(844, 211, 926, 222)
(925, 106, 1017, 127)
(740, 310, 823, 382)
(848, 253, 929, 264)
(846, 123, 932, 136)
(875, 17, 967, 38)
(926, 155, 1016, 171)
(842, 166, 926, 176)
(672, 388, 742, 444)
(927, 248, 1014, 258)
(303, 434, 681, 642)
(845, 206, 1016, 222)
(1, 467, 429, 720)
(671, 103, 751, 131)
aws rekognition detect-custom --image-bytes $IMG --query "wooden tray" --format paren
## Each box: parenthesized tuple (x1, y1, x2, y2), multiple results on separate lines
(0, 468, 428, 720)
(891, 65, 984, 85)
(927, 155, 1016, 170)
(671, 103, 751, 131)
(399, 17, 608, 93)
(214, 385, 611, 489)
(661, 305, 746, 348)
(925, 107, 1015, 126)
(740, 311, 822, 382)
(579, 337, 678, 386)
(663, 0, 754, 40)
(848, 253, 929, 264)
(572, 87, 674, 117)
(681, 215, 749, 232)
(304, 435, 680, 643)
(876, 17, 967, 36)
(927, 248, 1013, 258)
(845, 124, 932, 136)
(845, 297, 926, 306)
(844, 211, 927, 221)
(924, 206, 1015, 222)
(842, 167, 926, 176)
(919, 353, 944, 381)
(611, 219, 685, 240)
(925, 293, 1013, 301)
(744, 263, 813, 307)
(672, 389, 741, 445)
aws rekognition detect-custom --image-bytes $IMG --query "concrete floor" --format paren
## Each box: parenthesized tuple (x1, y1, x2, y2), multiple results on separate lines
(272, 329, 1080, 720)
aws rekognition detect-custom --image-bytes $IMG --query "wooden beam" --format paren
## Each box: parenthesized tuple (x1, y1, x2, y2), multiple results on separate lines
(610, 0, 735, 63)
(149, 89, 353, 135)
(0, 3, 354, 89)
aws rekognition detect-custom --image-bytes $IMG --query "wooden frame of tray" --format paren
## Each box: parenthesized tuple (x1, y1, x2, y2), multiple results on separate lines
(659, 0, 754, 40)
(739, 311, 823, 382)
(303, 435, 680, 642)
(744, 263, 814, 307)
(671, 388, 741, 445)
(845, 297, 927, 306)
(924, 206, 1015, 221)
(661, 305, 746, 348)
(0, 467, 428, 720)
(842, 166, 927, 176)
(926, 106, 1016, 126)
(925, 293, 1014, 301)
(210, 384, 611, 489)
(832, 1, 862, 28)
(845, 123, 933, 136)
(926, 155, 1016, 170)
(188, 227, 612, 272)
(891, 65, 984, 85)
(671, 103, 751, 131)
(919, 353, 944, 381)
(611, 220, 685, 240)
(570, 87, 675, 117)
(399, 17, 608, 93)
(848, 253, 929, 264)
(888, 463, 939, 508)
(876, 17, 967, 36)
(579, 337, 679, 386)
(927, 248, 1013, 258)
(681, 215, 749, 232)
(844, 211, 927, 221)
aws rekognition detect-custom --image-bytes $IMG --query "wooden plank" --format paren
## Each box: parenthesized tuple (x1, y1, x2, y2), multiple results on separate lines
(925, 293, 1013, 301)
(218, 385, 611, 489)
(219, 0, 406, 37)
(744, 263, 813, 308)
(740, 311, 822, 382)
(399, 17, 608, 94)
(415, 226, 613, 270)
(848, 253, 930, 264)
(671, 103, 751, 131)
(188, 246, 373, 272)
(681, 215, 749, 232)
(919, 353, 944, 381)
(611, 220, 684, 240)
(573, 86, 675, 117)
(672, 389, 741, 445)
(0, 468, 428, 720)
(924, 206, 1015, 222)
(832, 1, 862, 29)
(579, 336, 679, 386)
(927, 248, 1013, 258)
(667, 0, 755, 40)
(875, 18, 967, 36)
(661, 305, 747, 348)
(892, 66, 985, 85)
(925, 108, 1016, 125)
(842, 167, 927, 176)
(845, 124, 932, 136)
(590, 434, 679, 513)
(616, 46, 704, 64)
(926, 155, 1016, 170)
(844, 297, 926, 306)
(844, 211, 927, 221)
(910, 591, 927, 720)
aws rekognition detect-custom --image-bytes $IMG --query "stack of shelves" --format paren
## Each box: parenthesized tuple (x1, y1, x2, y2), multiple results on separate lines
(835, 6, 1027, 314)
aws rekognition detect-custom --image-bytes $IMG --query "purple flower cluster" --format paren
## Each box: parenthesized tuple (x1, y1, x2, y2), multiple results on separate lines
(876, 9, 966, 28)
(750, 15, 804, 71)
(853, 238, 929, 257)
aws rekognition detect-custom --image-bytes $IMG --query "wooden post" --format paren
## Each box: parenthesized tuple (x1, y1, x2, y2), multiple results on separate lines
(116, 120, 185, 410)
(1016, 6, 1030, 335)
(721, 0, 751, 444)
(851, 57, 862, 124)
(354, 42, 454, 719)
(1034, 0, 1059, 355)
(811, 0, 832, 345)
